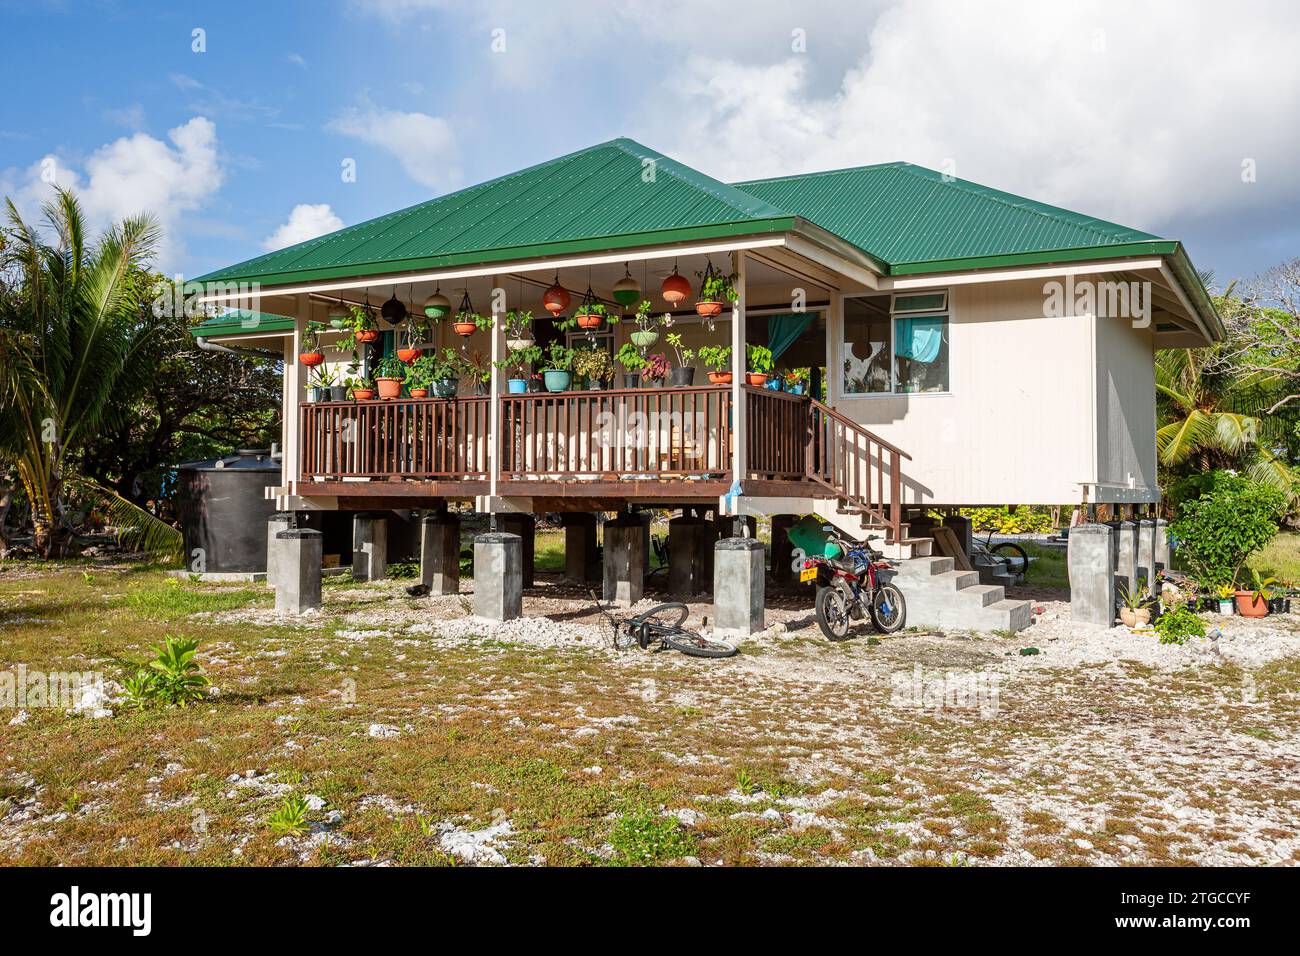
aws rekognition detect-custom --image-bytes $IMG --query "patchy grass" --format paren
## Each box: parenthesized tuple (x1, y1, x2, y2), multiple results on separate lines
(1251, 530, 1300, 583)
(1020, 542, 1068, 591)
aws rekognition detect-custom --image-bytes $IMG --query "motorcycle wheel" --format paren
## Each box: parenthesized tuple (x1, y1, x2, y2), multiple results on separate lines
(815, 585, 853, 641)
(869, 583, 907, 633)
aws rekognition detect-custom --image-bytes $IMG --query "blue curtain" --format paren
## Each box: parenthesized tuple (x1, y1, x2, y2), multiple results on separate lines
(894, 316, 944, 363)
(766, 312, 812, 362)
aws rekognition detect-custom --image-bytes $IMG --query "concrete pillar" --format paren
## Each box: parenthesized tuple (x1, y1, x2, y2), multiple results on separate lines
(497, 513, 535, 587)
(266, 512, 295, 589)
(771, 514, 797, 586)
(1136, 518, 1157, 587)
(942, 515, 973, 560)
(420, 511, 461, 595)
(474, 533, 522, 621)
(275, 529, 322, 614)
(1154, 518, 1170, 573)
(1112, 520, 1140, 596)
(561, 513, 599, 584)
(715, 515, 756, 539)
(668, 516, 711, 596)
(352, 513, 388, 582)
(603, 514, 647, 607)
(637, 511, 653, 577)
(713, 537, 765, 638)
(1068, 523, 1116, 626)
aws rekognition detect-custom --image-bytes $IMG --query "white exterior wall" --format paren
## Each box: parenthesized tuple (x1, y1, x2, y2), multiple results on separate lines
(830, 278, 1135, 506)
(1092, 310, 1158, 502)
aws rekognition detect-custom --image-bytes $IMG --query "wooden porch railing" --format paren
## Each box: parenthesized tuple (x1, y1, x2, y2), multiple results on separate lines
(745, 386, 811, 480)
(499, 385, 732, 478)
(806, 398, 911, 537)
(299, 395, 491, 480)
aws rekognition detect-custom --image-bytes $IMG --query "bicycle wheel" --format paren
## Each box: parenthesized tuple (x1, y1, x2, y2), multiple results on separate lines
(815, 585, 852, 640)
(869, 583, 907, 633)
(661, 630, 738, 658)
(990, 542, 1029, 581)
(631, 602, 689, 628)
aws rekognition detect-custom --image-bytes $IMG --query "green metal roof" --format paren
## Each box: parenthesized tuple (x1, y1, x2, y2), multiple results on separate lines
(191, 310, 294, 337)
(197, 139, 797, 287)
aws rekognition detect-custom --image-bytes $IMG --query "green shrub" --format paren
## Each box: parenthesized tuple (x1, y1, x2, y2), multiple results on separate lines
(1153, 603, 1207, 646)
(267, 794, 311, 836)
(121, 636, 211, 708)
(609, 808, 695, 865)
(1169, 472, 1285, 587)
(935, 506, 1054, 534)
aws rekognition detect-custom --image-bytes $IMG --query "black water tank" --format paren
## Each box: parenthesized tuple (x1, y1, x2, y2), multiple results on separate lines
(174, 449, 281, 573)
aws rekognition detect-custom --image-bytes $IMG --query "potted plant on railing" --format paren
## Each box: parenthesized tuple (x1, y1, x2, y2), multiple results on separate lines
(347, 375, 375, 401)
(745, 343, 774, 387)
(497, 344, 541, 394)
(406, 354, 433, 397)
(642, 352, 669, 388)
(784, 367, 809, 395)
(503, 308, 535, 351)
(460, 348, 492, 395)
(629, 300, 660, 348)
(1117, 579, 1152, 628)
(616, 342, 648, 388)
(540, 341, 574, 392)
(694, 262, 738, 318)
(698, 345, 732, 384)
(311, 365, 342, 402)
(432, 349, 465, 397)
(665, 333, 696, 386)
(572, 345, 615, 390)
(374, 355, 406, 399)
(299, 321, 326, 367)
(1237, 569, 1274, 618)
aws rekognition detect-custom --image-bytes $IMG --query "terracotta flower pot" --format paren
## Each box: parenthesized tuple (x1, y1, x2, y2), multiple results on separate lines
(746, 372, 768, 386)
(376, 377, 403, 399)
(708, 371, 733, 385)
(695, 300, 723, 318)
(409, 388, 429, 398)
(1119, 607, 1151, 628)
(576, 313, 604, 330)
(356, 329, 380, 343)
(396, 348, 421, 363)
(543, 283, 570, 315)
(661, 272, 691, 304)
(299, 352, 324, 367)
(352, 388, 375, 401)
(1235, 591, 1269, 617)
(453, 322, 477, 336)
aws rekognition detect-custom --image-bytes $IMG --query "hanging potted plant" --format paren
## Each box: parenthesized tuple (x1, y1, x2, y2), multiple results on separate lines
(327, 305, 349, 330)
(665, 333, 696, 386)
(574, 287, 614, 331)
(572, 344, 615, 390)
(341, 304, 379, 345)
(374, 355, 406, 400)
(616, 342, 648, 388)
(661, 264, 691, 305)
(698, 345, 733, 385)
(396, 323, 422, 363)
(695, 262, 738, 318)
(745, 343, 774, 386)
(784, 367, 809, 395)
(496, 344, 541, 394)
(423, 287, 452, 321)
(540, 341, 574, 392)
(299, 322, 325, 367)
(503, 308, 535, 350)
(347, 375, 375, 401)
(628, 300, 660, 348)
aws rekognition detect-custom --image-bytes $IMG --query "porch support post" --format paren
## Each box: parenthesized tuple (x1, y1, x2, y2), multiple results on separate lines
(420, 510, 461, 595)
(728, 251, 747, 504)
(1068, 523, 1115, 626)
(266, 511, 296, 589)
(474, 532, 522, 621)
(497, 513, 536, 588)
(668, 515, 712, 596)
(1112, 520, 1140, 596)
(602, 514, 646, 607)
(561, 512, 599, 584)
(352, 512, 388, 582)
(771, 513, 797, 586)
(1136, 518, 1157, 587)
(1154, 518, 1170, 573)
(275, 529, 322, 614)
(488, 274, 503, 503)
(713, 537, 765, 638)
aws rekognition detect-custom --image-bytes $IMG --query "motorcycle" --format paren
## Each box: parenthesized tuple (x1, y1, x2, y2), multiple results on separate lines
(799, 530, 907, 640)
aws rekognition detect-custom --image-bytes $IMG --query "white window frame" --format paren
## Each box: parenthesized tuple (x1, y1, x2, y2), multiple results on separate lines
(840, 288, 952, 398)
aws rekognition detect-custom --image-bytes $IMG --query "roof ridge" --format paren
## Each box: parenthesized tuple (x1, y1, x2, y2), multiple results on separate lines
(608, 138, 792, 220)
(731, 161, 907, 186)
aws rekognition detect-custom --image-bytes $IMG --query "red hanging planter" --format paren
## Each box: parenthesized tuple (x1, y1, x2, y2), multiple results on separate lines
(695, 300, 723, 318)
(299, 351, 324, 367)
(661, 271, 691, 305)
(355, 329, 380, 344)
(396, 347, 421, 363)
(543, 276, 570, 316)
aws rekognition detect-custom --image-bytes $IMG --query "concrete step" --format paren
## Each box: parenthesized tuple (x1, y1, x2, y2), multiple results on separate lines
(891, 555, 1034, 633)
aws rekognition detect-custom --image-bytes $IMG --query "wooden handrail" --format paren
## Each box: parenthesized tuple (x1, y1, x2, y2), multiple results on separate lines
(809, 397, 912, 460)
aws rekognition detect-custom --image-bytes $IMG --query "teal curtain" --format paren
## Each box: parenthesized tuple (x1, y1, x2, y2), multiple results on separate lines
(766, 312, 812, 362)
(894, 316, 944, 363)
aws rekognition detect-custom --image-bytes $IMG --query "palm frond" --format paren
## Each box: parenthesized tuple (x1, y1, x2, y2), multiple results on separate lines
(69, 477, 183, 563)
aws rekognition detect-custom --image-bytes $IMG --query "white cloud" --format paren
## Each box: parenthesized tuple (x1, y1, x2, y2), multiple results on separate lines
(327, 106, 460, 191)
(263, 203, 344, 251)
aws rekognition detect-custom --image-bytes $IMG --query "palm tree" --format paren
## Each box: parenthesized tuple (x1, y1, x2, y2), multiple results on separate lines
(0, 189, 178, 557)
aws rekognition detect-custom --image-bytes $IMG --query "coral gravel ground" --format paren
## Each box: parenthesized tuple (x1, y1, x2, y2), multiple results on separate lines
(1, 561, 1297, 867)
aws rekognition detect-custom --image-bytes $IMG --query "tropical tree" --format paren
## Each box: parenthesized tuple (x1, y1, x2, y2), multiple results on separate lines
(0, 189, 178, 557)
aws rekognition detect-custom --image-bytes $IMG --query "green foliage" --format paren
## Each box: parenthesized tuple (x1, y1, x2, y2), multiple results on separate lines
(540, 341, 573, 373)
(643, 353, 669, 382)
(1170, 471, 1285, 586)
(572, 345, 614, 383)
(1153, 603, 1207, 646)
(608, 808, 695, 865)
(121, 635, 211, 708)
(696, 345, 732, 373)
(454, 310, 493, 332)
(695, 268, 739, 303)
(267, 794, 311, 837)
(616, 342, 647, 373)
(664, 332, 694, 368)
(501, 308, 533, 339)
(745, 343, 774, 375)
(734, 767, 757, 795)
(374, 355, 406, 380)
(1118, 578, 1150, 610)
(497, 344, 541, 378)
(944, 506, 1053, 534)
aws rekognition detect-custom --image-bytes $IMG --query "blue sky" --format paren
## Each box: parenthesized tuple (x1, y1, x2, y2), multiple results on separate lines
(2, 0, 1298, 288)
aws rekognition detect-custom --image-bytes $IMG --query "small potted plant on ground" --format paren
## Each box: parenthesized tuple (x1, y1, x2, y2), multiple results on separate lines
(299, 321, 325, 367)
(497, 344, 541, 393)
(347, 375, 375, 401)
(405, 354, 433, 397)
(784, 367, 809, 395)
(694, 263, 738, 317)
(642, 352, 669, 387)
(503, 309, 534, 351)
(1117, 579, 1151, 628)
(1215, 583, 1235, 615)
(745, 344, 774, 387)
(629, 300, 660, 348)
(616, 342, 648, 388)
(540, 341, 574, 392)
(572, 345, 615, 390)
(665, 333, 696, 386)
(1237, 569, 1273, 618)
(374, 355, 406, 399)
(698, 345, 732, 384)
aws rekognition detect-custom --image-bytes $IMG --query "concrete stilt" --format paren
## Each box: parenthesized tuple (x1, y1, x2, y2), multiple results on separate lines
(265, 512, 295, 589)
(474, 533, 522, 621)
(771, 514, 797, 586)
(712, 537, 765, 638)
(1068, 523, 1116, 626)
(1136, 518, 1157, 587)
(497, 514, 536, 587)
(562, 512, 599, 584)
(603, 514, 647, 607)
(1153, 518, 1170, 573)
(352, 513, 388, 582)
(275, 529, 322, 614)
(1112, 520, 1140, 595)
(715, 515, 756, 539)
(420, 511, 461, 595)
(668, 516, 711, 595)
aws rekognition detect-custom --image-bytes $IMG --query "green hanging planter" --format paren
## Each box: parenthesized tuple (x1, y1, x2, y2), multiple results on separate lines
(629, 330, 659, 348)
(612, 269, 642, 308)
